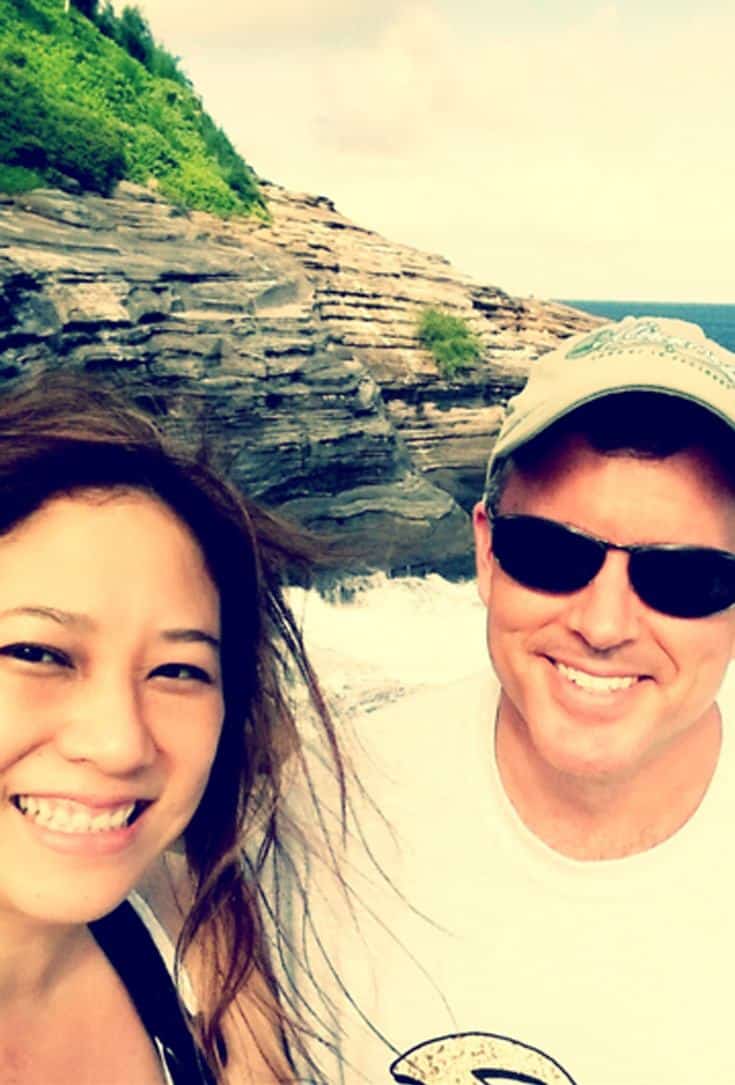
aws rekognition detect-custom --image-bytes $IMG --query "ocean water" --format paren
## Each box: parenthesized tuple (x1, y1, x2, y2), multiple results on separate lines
(562, 299, 735, 352)
(289, 574, 488, 717)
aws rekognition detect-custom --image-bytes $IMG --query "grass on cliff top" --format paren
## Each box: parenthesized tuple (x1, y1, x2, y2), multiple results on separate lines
(0, 0, 266, 217)
(418, 307, 482, 379)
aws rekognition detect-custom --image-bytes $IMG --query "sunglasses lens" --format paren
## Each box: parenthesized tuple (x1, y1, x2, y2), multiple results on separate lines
(631, 549, 735, 618)
(492, 516, 604, 594)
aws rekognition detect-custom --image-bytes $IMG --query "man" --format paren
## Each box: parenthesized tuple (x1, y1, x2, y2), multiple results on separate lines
(283, 316, 735, 1084)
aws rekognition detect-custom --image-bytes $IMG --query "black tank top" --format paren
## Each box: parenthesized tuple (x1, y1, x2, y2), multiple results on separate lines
(90, 900, 217, 1085)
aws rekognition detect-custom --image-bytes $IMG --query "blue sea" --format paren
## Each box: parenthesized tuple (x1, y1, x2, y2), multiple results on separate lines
(561, 299, 735, 353)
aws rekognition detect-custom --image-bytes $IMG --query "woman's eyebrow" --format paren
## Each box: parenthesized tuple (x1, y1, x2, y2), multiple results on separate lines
(161, 629, 221, 650)
(0, 608, 220, 649)
(0, 605, 91, 627)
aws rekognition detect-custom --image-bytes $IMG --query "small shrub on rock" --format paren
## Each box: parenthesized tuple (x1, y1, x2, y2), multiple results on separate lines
(417, 307, 481, 379)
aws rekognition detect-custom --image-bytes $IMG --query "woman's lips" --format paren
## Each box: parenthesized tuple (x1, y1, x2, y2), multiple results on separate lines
(9, 794, 152, 853)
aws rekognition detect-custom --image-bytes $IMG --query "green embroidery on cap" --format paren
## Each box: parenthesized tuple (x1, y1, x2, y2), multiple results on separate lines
(566, 325, 625, 359)
(566, 319, 735, 388)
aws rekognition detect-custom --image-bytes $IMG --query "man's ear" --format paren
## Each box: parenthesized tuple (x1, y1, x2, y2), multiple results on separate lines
(473, 501, 493, 606)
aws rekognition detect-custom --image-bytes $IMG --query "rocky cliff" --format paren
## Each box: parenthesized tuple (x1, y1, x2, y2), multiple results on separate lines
(0, 180, 598, 576)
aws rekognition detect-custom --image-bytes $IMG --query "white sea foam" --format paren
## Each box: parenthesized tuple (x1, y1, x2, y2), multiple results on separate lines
(288, 573, 488, 716)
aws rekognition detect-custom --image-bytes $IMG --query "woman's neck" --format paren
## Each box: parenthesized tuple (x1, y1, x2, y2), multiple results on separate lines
(0, 912, 93, 1006)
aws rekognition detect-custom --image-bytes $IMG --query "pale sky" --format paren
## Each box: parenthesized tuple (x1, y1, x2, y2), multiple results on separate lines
(128, 1, 734, 303)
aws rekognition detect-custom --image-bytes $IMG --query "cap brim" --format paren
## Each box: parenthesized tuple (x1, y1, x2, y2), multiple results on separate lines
(490, 353, 735, 465)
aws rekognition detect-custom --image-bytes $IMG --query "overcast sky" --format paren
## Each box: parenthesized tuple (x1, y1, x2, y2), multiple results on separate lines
(128, 1, 734, 303)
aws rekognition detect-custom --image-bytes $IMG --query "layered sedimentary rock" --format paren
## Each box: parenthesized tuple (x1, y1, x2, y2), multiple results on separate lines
(0, 181, 598, 575)
(246, 184, 598, 512)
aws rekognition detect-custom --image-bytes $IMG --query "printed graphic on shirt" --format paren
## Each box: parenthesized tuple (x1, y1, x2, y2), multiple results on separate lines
(390, 1031, 577, 1084)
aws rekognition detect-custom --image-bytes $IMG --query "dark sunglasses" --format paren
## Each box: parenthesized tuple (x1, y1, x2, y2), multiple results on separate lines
(489, 513, 735, 619)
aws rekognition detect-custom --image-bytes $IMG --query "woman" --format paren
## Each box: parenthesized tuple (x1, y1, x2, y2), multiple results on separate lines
(0, 372, 344, 1084)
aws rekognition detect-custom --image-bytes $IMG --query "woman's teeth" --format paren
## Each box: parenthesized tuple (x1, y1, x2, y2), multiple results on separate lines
(556, 662, 638, 693)
(14, 796, 137, 833)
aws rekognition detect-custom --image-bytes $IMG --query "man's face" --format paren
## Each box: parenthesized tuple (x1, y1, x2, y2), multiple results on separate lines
(474, 435, 735, 784)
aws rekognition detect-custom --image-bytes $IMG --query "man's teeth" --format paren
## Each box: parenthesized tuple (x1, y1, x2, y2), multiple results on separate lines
(556, 662, 638, 693)
(15, 797, 136, 833)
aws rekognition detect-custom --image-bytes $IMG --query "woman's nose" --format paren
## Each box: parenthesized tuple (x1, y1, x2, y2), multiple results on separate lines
(54, 674, 156, 774)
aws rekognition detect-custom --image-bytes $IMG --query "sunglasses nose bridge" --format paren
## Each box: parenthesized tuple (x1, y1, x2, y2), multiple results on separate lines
(605, 539, 635, 557)
(567, 546, 640, 650)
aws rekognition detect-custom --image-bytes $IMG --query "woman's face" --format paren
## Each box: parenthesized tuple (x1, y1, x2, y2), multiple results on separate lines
(0, 489, 224, 926)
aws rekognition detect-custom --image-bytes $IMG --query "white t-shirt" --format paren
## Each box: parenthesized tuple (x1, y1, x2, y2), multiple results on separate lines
(278, 665, 735, 1084)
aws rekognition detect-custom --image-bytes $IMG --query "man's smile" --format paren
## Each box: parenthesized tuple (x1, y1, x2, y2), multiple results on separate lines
(553, 661, 641, 694)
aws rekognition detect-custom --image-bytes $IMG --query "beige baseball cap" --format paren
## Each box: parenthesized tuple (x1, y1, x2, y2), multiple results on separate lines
(485, 315, 735, 488)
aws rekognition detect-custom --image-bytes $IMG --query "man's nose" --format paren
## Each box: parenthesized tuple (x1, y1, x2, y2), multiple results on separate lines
(55, 674, 156, 774)
(566, 550, 640, 651)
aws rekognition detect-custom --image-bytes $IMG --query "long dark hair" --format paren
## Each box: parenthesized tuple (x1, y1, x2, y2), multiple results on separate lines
(0, 371, 345, 1076)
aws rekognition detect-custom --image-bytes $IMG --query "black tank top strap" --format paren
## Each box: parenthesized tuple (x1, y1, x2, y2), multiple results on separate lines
(90, 900, 216, 1085)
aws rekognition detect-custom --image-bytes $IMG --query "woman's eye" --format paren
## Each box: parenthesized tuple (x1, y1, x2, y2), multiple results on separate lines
(0, 643, 70, 667)
(150, 662, 213, 684)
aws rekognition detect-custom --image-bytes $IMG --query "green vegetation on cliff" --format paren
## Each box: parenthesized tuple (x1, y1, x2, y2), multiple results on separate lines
(418, 307, 481, 379)
(0, 0, 265, 215)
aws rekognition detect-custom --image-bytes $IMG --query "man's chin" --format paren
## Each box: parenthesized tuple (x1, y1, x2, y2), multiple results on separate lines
(523, 703, 650, 786)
